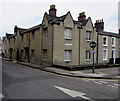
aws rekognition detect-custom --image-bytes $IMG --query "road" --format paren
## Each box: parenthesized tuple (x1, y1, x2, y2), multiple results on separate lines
(2, 59, 119, 100)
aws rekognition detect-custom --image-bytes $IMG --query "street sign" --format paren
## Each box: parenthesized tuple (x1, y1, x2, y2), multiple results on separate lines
(89, 41, 96, 48)
(90, 50, 96, 54)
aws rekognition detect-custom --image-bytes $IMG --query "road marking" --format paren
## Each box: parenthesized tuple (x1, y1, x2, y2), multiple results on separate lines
(0, 93, 4, 98)
(113, 84, 120, 87)
(108, 85, 118, 88)
(116, 76, 120, 78)
(94, 82, 103, 84)
(98, 81, 107, 84)
(54, 85, 91, 100)
(82, 79, 90, 81)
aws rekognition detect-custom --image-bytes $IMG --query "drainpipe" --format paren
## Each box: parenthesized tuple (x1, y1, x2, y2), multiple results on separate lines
(96, 30, 99, 65)
(40, 26, 43, 65)
(29, 32, 30, 62)
(51, 24, 54, 66)
(78, 24, 82, 66)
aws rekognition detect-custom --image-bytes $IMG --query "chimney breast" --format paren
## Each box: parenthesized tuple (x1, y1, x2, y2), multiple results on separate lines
(78, 12, 86, 22)
(49, 4, 57, 16)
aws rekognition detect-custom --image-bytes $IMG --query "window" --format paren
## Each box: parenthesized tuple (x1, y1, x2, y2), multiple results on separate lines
(21, 35, 24, 41)
(31, 49, 34, 58)
(43, 28, 48, 39)
(103, 49, 108, 60)
(112, 37, 116, 47)
(14, 38, 15, 43)
(64, 50, 72, 61)
(119, 39, 120, 47)
(86, 31, 91, 41)
(64, 28, 72, 39)
(103, 36, 108, 46)
(21, 50, 23, 56)
(43, 49, 47, 60)
(86, 50, 91, 60)
(32, 31, 35, 40)
(26, 34, 28, 40)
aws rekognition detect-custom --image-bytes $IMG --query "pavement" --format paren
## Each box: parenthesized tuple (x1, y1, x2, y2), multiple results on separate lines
(2, 58, 120, 79)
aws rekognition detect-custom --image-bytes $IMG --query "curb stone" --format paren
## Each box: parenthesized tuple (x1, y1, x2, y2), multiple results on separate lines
(16, 62, 119, 80)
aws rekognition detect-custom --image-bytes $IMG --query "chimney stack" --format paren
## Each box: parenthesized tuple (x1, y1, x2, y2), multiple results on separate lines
(78, 12, 86, 22)
(49, 4, 57, 16)
(95, 19, 104, 31)
(14, 25, 18, 35)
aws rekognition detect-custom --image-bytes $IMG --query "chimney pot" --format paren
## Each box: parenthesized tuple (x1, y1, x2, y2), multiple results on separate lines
(78, 12, 86, 22)
(49, 4, 57, 16)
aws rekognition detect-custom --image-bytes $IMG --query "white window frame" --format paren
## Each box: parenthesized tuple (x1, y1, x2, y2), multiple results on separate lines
(64, 50, 72, 62)
(102, 49, 108, 60)
(64, 28, 72, 39)
(103, 36, 108, 46)
(111, 37, 116, 47)
(86, 50, 91, 60)
(86, 31, 91, 41)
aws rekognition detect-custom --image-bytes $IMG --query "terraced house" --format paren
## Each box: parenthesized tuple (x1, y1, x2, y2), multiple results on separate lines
(2, 5, 120, 68)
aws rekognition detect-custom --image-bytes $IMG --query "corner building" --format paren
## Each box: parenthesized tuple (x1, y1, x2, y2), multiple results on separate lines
(2, 5, 120, 68)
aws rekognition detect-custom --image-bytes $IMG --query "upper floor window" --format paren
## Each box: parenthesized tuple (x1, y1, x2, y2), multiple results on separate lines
(86, 50, 91, 60)
(43, 28, 48, 39)
(103, 36, 108, 46)
(21, 35, 24, 41)
(26, 34, 28, 40)
(32, 31, 35, 40)
(119, 39, 120, 47)
(86, 31, 91, 41)
(64, 28, 72, 39)
(14, 38, 15, 43)
(64, 50, 72, 61)
(112, 37, 116, 47)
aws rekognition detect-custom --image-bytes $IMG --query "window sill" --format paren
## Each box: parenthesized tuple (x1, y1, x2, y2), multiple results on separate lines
(86, 59, 90, 61)
(103, 45, 108, 47)
(64, 60, 71, 62)
(112, 45, 115, 47)
(64, 38, 72, 40)
(103, 59, 107, 61)
(86, 40, 91, 42)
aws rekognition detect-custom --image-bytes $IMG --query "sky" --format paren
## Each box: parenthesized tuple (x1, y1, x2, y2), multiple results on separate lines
(0, 0, 119, 38)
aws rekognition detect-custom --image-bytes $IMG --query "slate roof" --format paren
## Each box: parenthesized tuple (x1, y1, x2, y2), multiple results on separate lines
(98, 30, 120, 38)
(6, 33, 13, 39)
(21, 24, 41, 34)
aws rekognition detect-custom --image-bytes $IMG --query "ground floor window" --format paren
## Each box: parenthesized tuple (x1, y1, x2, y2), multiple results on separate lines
(64, 50, 72, 61)
(31, 49, 35, 58)
(43, 49, 47, 60)
(103, 49, 108, 60)
(86, 50, 91, 60)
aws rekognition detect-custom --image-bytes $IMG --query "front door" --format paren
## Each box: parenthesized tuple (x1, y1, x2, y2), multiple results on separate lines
(111, 49, 115, 63)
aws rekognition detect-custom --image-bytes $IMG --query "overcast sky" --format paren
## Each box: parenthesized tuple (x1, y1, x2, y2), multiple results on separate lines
(0, 0, 119, 37)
